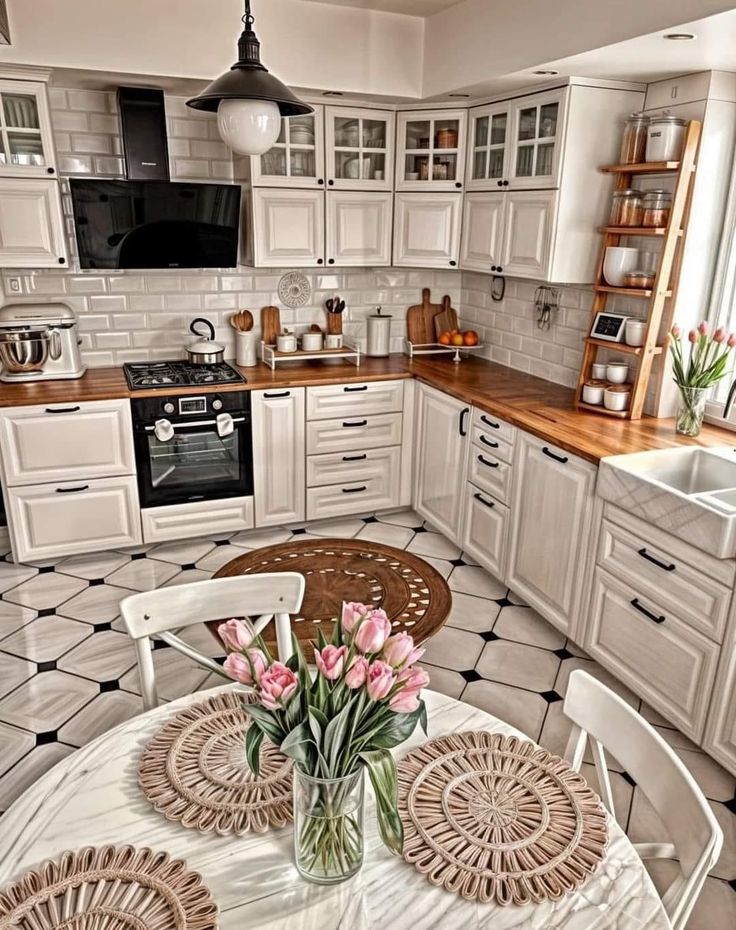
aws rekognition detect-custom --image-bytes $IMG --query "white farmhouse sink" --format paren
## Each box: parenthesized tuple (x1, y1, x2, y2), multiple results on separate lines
(597, 446, 736, 558)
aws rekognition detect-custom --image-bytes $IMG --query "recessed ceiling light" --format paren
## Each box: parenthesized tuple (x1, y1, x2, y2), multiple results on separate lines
(663, 32, 696, 40)
(322, 91, 343, 97)
(448, 93, 470, 98)
(532, 70, 559, 76)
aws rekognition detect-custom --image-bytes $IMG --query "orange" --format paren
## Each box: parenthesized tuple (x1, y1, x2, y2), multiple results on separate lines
(438, 332, 451, 345)
(463, 330, 479, 346)
(450, 333, 464, 347)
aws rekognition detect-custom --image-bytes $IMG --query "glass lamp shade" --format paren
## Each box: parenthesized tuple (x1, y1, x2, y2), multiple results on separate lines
(217, 98, 281, 155)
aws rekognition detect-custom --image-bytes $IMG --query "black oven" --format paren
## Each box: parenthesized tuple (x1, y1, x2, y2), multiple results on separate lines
(131, 391, 253, 508)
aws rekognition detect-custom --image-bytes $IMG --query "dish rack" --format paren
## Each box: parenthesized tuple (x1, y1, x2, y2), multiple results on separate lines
(261, 341, 361, 371)
(404, 340, 485, 364)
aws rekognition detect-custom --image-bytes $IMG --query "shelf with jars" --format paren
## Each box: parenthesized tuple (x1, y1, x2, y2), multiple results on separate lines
(395, 109, 467, 191)
(0, 79, 57, 178)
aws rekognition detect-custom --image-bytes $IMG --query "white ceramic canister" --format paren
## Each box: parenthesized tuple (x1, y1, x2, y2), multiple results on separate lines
(625, 319, 646, 347)
(325, 334, 343, 349)
(276, 332, 297, 353)
(603, 246, 639, 287)
(235, 330, 258, 367)
(366, 306, 392, 357)
(646, 115, 687, 163)
(591, 362, 607, 380)
(606, 361, 629, 384)
(582, 380, 606, 405)
(301, 331, 323, 352)
(604, 385, 631, 412)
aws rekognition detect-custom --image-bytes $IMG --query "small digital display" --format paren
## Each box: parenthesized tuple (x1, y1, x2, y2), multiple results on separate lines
(179, 396, 207, 416)
(591, 312, 626, 342)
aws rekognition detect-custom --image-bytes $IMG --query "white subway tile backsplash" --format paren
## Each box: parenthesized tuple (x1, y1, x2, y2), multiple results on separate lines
(66, 89, 113, 113)
(95, 332, 131, 349)
(89, 295, 127, 313)
(164, 295, 202, 311)
(88, 113, 120, 135)
(53, 111, 89, 132)
(71, 132, 112, 155)
(169, 119, 210, 140)
(59, 155, 93, 175)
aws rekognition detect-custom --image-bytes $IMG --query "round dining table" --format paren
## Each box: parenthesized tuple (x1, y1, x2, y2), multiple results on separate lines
(0, 687, 670, 930)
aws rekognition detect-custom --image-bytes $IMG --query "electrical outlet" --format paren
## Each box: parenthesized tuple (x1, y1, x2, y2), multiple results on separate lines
(6, 277, 21, 294)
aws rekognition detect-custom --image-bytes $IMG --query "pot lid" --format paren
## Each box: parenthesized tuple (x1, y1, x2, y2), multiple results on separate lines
(189, 337, 224, 354)
(650, 115, 686, 125)
(0, 302, 77, 327)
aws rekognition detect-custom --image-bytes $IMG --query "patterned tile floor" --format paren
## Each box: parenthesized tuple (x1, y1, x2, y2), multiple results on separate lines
(0, 508, 734, 927)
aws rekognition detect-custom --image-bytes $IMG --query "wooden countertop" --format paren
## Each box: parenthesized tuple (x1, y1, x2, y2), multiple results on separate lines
(1, 354, 733, 465)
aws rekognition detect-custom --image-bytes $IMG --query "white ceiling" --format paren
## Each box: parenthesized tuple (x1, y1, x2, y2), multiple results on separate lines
(302, 0, 463, 16)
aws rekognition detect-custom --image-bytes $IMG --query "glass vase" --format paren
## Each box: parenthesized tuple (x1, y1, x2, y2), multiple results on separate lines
(293, 766, 364, 885)
(675, 385, 708, 437)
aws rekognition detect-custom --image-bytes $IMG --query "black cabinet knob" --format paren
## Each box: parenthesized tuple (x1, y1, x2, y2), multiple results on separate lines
(502, 180, 509, 187)
(497, 180, 503, 187)
(328, 179, 334, 186)
(58, 257, 66, 264)
(47, 167, 55, 175)
(318, 178, 324, 185)
(317, 258, 324, 265)
(497, 266, 503, 273)
(328, 258, 335, 264)
(491, 265, 498, 272)
(455, 182, 462, 188)
(449, 260, 457, 267)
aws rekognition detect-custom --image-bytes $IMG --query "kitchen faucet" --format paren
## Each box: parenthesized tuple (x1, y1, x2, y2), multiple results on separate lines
(723, 380, 736, 418)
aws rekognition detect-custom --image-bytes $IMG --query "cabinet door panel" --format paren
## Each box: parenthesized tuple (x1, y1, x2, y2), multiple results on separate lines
(252, 388, 305, 527)
(393, 193, 461, 269)
(252, 189, 324, 267)
(251, 106, 324, 188)
(466, 104, 510, 190)
(460, 192, 505, 272)
(463, 485, 509, 579)
(501, 190, 556, 279)
(508, 89, 566, 189)
(704, 622, 736, 774)
(325, 107, 394, 190)
(0, 80, 57, 178)
(0, 178, 67, 268)
(326, 191, 392, 267)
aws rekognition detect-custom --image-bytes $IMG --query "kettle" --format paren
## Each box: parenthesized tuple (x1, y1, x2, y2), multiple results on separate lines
(187, 318, 224, 364)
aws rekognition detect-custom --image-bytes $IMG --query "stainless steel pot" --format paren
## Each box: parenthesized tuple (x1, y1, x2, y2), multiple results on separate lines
(187, 318, 224, 364)
(0, 328, 61, 373)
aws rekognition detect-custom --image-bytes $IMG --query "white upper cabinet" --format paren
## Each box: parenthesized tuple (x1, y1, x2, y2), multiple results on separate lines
(0, 177, 68, 268)
(466, 103, 510, 191)
(326, 191, 392, 267)
(460, 192, 505, 273)
(396, 109, 467, 191)
(325, 107, 394, 190)
(250, 108, 325, 188)
(393, 192, 461, 268)
(251, 188, 325, 267)
(501, 190, 556, 278)
(0, 80, 57, 179)
(507, 89, 566, 189)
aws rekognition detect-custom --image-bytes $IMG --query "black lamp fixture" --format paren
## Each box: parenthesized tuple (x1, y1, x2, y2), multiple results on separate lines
(187, 0, 313, 155)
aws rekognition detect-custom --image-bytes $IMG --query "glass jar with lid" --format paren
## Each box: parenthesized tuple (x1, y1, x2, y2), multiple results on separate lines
(641, 189, 672, 227)
(609, 189, 644, 226)
(619, 113, 649, 164)
(646, 115, 687, 162)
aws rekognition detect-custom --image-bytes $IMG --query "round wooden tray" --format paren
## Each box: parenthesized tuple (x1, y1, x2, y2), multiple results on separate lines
(138, 690, 292, 836)
(397, 730, 608, 906)
(211, 537, 452, 652)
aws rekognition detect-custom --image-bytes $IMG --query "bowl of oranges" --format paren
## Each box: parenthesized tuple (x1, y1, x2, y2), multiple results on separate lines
(438, 329, 479, 347)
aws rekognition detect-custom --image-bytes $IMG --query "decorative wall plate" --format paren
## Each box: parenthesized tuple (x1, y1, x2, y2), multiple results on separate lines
(138, 690, 292, 835)
(278, 271, 312, 308)
(397, 730, 608, 906)
(0, 845, 218, 930)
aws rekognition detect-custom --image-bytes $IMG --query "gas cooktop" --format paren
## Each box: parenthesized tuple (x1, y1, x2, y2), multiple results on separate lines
(124, 361, 246, 390)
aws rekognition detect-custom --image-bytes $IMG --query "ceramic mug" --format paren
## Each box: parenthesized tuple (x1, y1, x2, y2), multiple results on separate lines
(604, 385, 631, 412)
(625, 319, 646, 347)
(325, 334, 343, 349)
(591, 363, 607, 380)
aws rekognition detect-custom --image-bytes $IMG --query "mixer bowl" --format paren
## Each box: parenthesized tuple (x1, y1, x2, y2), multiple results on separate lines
(0, 329, 51, 373)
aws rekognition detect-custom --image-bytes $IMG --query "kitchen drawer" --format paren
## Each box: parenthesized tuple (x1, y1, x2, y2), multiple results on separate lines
(586, 568, 719, 741)
(7, 475, 141, 562)
(0, 399, 135, 486)
(471, 408, 515, 446)
(307, 445, 400, 489)
(598, 516, 732, 643)
(468, 447, 512, 504)
(142, 496, 254, 543)
(471, 424, 514, 464)
(306, 413, 402, 455)
(306, 380, 404, 421)
(462, 483, 509, 579)
(307, 475, 399, 521)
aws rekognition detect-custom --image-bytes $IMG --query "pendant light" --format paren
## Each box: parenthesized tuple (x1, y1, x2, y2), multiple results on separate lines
(187, 0, 313, 156)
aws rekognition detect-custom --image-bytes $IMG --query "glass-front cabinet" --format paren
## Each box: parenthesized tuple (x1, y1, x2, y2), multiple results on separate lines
(395, 109, 467, 191)
(251, 107, 325, 188)
(325, 107, 394, 190)
(0, 80, 56, 178)
(508, 90, 565, 189)
(466, 103, 510, 190)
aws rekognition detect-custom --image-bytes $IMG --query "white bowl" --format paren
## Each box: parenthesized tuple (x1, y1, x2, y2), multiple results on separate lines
(603, 247, 639, 287)
(606, 362, 629, 384)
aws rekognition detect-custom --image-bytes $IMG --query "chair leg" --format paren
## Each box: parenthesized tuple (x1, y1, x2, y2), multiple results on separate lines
(134, 637, 158, 711)
(274, 613, 293, 663)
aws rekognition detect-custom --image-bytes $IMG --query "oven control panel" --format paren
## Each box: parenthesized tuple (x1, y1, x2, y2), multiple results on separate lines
(131, 391, 249, 428)
(178, 396, 208, 416)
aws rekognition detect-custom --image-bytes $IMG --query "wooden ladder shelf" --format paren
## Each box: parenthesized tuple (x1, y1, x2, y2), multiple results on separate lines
(575, 120, 702, 420)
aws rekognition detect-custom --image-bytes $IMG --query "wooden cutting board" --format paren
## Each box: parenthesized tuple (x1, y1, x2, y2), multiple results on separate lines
(261, 306, 281, 346)
(406, 288, 444, 345)
(433, 295, 459, 340)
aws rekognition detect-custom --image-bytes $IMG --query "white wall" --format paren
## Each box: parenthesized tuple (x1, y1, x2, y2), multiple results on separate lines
(0, 0, 424, 99)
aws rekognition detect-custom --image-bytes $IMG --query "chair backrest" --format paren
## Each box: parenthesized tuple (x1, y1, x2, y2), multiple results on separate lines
(563, 669, 722, 930)
(120, 573, 305, 710)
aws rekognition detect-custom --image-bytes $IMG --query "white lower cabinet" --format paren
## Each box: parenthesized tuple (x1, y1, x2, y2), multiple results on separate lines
(393, 192, 461, 269)
(252, 388, 305, 527)
(142, 497, 254, 544)
(326, 191, 392, 267)
(704, 621, 736, 774)
(413, 384, 469, 542)
(0, 178, 68, 268)
(251, 188, 325, 267)
(7, 476, 141, 562)
(306, 461, 400, 520)
(462, 485, 509, 579)
(507, 431, 596, 636)
(306, 413, 402, 456)
(307, 445, 400, 489)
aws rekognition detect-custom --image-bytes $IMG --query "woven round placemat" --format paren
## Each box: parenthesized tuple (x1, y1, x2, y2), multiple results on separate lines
(0, 845, 217, 929)
(397, 731, 608, 906)
(138, 690, 292, 836)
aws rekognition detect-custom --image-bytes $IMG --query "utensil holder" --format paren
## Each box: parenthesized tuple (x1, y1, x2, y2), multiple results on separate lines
(236, 330, 258, 367)
(326, 313, 343, 336)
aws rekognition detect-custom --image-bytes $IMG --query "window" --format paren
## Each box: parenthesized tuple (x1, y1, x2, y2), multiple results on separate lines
(0, 2, 9, 46)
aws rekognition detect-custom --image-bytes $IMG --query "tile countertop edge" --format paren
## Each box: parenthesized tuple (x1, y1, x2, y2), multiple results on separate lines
(0, 354, 734, 464)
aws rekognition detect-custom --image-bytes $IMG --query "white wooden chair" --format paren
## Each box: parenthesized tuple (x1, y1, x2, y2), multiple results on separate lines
(120, 573, 305, 710)
(563, 669, 723, 930)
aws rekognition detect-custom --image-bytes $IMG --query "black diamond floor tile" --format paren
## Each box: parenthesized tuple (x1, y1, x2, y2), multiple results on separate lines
(362, 515, 378, 524)
(292, 528, 307, 535)
(413, 526, 427, 533)
(89, 578, 105, 586)
(460, 669, 483, 683)
(552, 647, 574, 660)
(38, 608, 55, 617)
(494, 596, 513, 607)
(36, 730, 58, 745)
(93, 622, 113, 633)
(450, 558, 467, 567)
(539, 690, 564, 704)
(99, 680, 120, 693)
(620, 770, 637, 788)
(479, 630, 499, 642)
(215, 539, 230, 546)
(725, 796, 736, 816)
(131, 552, 147, 561)
(37, 660, 57, 673)
(182, 563, 197, 571)
(38, 566, 55, 574)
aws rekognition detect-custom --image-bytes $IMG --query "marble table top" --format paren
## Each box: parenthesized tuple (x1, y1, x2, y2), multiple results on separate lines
(0, 687, 670, 930)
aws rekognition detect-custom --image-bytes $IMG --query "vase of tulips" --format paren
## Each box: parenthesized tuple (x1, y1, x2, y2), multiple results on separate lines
(669, 322, 736, 436)
(219, 602, 429, 885)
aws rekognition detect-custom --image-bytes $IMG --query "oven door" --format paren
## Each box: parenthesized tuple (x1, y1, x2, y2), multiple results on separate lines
(134, 414, 253, 508)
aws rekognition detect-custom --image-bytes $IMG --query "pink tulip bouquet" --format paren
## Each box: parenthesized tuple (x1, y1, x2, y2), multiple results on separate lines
(219, 601, 429, 882)
(669, 322, 736, 435)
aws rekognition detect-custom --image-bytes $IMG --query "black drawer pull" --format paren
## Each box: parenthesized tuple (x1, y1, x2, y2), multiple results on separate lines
(459, 407, 469, 436)
(479, 435, 499, 449)
(342, 485, 367, 494)
(542, 446, 569, 464)
(263, 391, 290, 398)
(478, 454, 499, 469)
(343, 385, 368, 392)
(480, 414, 500, 429)
(342, 453, 367, 462)
(637, 548, 675, 572)
(56, 484, 89, 494)
(474, 492, 495, 509)
(343, 419, 367, 428)
(630, 598, 665, 624)
(45, 406, 81, 414)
